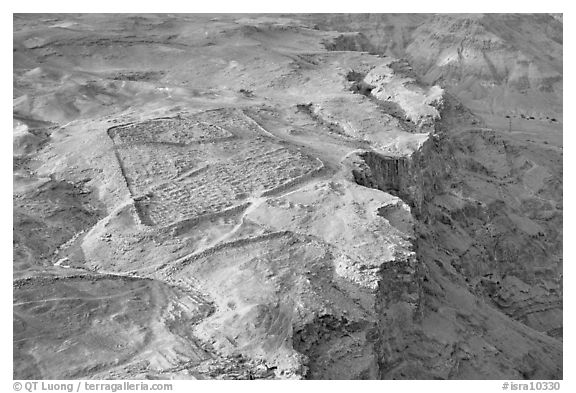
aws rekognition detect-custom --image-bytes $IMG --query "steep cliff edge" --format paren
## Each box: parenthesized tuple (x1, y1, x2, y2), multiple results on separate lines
(350, 94, 562, 379)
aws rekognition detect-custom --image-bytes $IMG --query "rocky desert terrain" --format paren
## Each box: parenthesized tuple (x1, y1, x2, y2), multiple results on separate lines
(13, 13, 562, 379)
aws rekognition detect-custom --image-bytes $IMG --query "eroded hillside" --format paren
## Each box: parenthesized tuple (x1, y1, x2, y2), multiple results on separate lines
(13, 14, 562, 380)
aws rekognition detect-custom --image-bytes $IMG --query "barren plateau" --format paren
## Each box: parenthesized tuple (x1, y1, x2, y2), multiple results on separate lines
(13, 13, 562, 380)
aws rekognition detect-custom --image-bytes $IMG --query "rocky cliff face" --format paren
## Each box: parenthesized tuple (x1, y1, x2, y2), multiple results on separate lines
(350, 97, 562, 379)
